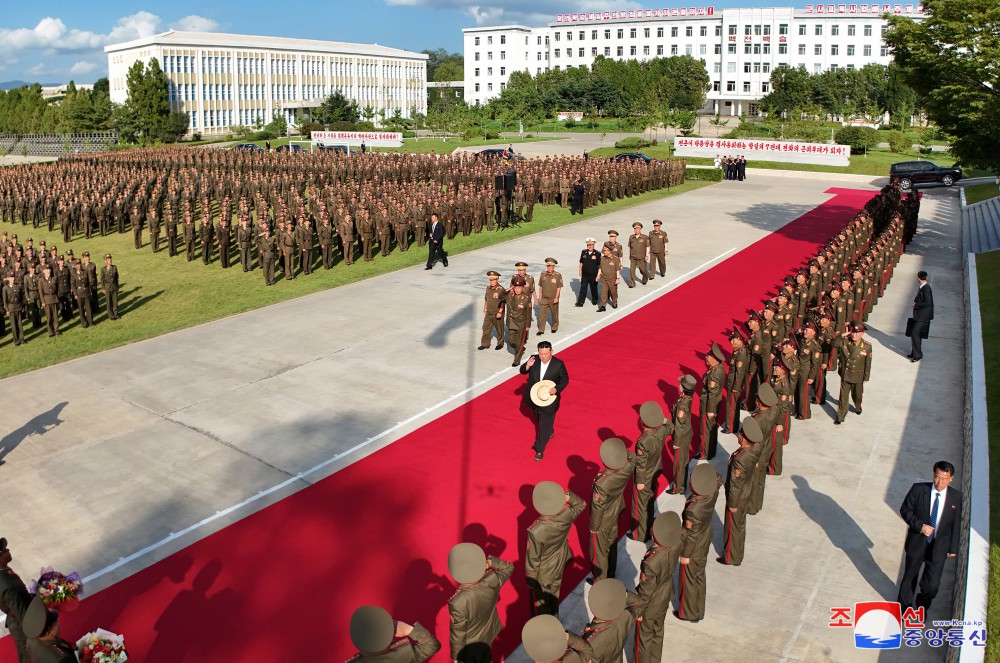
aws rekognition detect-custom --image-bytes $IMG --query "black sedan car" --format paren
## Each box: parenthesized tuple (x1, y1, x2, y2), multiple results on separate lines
(889, 161, 963, 190)
(233, 143, 264, 152)
(614, 152, 652, 164)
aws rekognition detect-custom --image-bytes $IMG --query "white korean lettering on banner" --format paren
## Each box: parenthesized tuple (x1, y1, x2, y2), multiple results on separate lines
(311, 131, 403, 148)
(673, 137, 850, 166)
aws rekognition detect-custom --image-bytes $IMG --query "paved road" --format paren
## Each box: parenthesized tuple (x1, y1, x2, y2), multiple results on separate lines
(0, 176, 964, 663)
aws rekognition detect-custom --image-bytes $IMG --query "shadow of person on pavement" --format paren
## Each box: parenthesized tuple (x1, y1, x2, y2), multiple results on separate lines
(0, 401, 68, 465)
(790, 475, 897, 600)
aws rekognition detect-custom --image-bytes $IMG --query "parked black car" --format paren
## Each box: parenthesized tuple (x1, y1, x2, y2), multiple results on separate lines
(614, 152, 652, 164)
(273, 144, 303, 153)
(233, 143, 264, 152)
(890, 161, 963, 190)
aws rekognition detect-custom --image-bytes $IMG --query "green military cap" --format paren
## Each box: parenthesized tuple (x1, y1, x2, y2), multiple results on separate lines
(515, 261, 528, 268)
(608, 229, 618, 237)
(728, 327, 745, 342)
(104, 253, 112, 260)
(757, 383, 778, 407)
(522, 615, 567, 661)
(632, 222, 643, 229)
(350, 606, 394, 653)
(487, 270, 500, 278)
(690, 464, 718, 496)
(599, 437, 627, 469)
(781, 354, 798, 374)
(66, 249, 74, 256)
(710, 342, 725, 363)
(652, 219, 662, 226)
(651, 511, 681, 548)
(588, 578, 626, 620)
(22, 595, 51, 639)
(764, 300, 778, 313)
(448, 542, 486, 584)
(639, 401, 664, 428)
(678, 374, 697, 392)
(850, 322, 866, 333)
(532, 481, 565, 516)
(512, 276, 526, 287)
(740, 416, 763, 444)
(544, 257, 557, 265)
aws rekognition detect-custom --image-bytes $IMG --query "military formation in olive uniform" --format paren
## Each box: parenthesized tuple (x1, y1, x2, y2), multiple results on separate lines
(0, 232, 122, 347)
(340, 182, 917, 662)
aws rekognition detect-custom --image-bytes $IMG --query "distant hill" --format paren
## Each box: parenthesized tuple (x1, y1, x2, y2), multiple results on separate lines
(0, 80, 63, 90)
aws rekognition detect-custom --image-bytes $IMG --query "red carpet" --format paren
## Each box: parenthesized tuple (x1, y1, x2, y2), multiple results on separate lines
(1, 188, 873, 662)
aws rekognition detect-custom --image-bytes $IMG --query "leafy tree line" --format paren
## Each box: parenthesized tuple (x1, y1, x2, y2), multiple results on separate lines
(759, 63, 916, 127)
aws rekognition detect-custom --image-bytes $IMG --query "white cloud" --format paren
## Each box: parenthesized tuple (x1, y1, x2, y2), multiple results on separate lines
(170, 15, 220, 32)
(28, 63, 49, 76)
(0, 17, 104, 54)
(467, 6, 505, 25)
(105, 11, 162, 44)
(70, 60, 98, 75)
(383, 0, 641, 26)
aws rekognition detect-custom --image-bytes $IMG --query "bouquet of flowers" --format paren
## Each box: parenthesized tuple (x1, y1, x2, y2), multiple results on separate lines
(76, 629, 128, 663)
(28, 567, 84, 611)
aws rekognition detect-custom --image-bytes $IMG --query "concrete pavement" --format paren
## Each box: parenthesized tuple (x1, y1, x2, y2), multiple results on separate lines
(0, 175, 966, 662)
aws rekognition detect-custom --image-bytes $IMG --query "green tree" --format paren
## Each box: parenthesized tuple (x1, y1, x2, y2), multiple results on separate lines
(759, 65, 812, 117)
(265, 111, 288, 137)
(315, 90, 360, 125)
(123, 58, 173, 143)
(885, 0, 1000, 172)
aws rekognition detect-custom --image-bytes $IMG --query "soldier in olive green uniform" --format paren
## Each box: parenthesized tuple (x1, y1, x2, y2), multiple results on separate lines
(835, 322, 872, 424)
(447, 543, 514, 663)
(699, 343, 725, 460)
(590, 438, 637, 583)
(259, 228, 277, 286)
(603, 230, 623, 263)
(525, 481, 586, 617)
(536, 258, 562, 335)
(670, 375, 696, 494)
(719, 417, 762, 566)
(769, 358, 794, 475)
(722, 329, 749, 435)
(512, 261, 536, 298)
(522, 615, 594, 663)
(647, 220, 668, 279)
(635, 512, 682, 663)
(582, 578, 644, 663)
(597, 246, 621, 312)
(479, 271, 506, 351)
(506, 277, 532, 367)
(677, 464, 721, 622)
(815, 313, 836, 404)
(71, 261, 92, 328)
(183, 215, 196, 261)
(630, 401, 672, 542)
(38, 267, 59, 336)
(237, 219, 254, 271)
(2, 275, 26, 345)
(748, 384, 781, 516)
(317, 217, 335, 270)
(0, 537, 32, 663)
(627, 222, 650, 287)
(347, 606, 441, 663)
(23, 595, 77, 663)
(795, 322, 822, 419)
(100, 254, 119, 320)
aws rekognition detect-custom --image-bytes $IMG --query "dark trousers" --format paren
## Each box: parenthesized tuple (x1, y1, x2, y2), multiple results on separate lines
(531, 403, 558, 452)
(457, 643, 492, 663)
(910, 320, 929, 359)
(105, 289, 119, 319)
(577, 275, 599, 304)
(426, 240, 446, 267)
(897, 547, 946, 610)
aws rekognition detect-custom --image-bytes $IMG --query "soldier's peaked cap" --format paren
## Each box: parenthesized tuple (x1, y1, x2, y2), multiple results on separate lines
(757, 383, 778, 407)
(740, 416, 763, 443)
(599, 438, 628, 469)
(690, 464, 718, 496)
(607, 229, 619, 236)
(651, 511, 681, 547)
(532, 481, 565, 516)
(544, 257, 558, 265)
(515, 261, 528, 268)
(632, 222, 643, 229)
(22, 595, 51, 639)
(678, 374, 697, 392)
(487, 270, 500, 278)
(851, 322, 866, 333)
(710, 342, 725, 363)
(448, 542, 486, 584)
(522, 615, 567, 662)
(511, 276, 526, 286)
(639, 401, 664, 428)
(588, 578, 627, 620)
(350, 606, 394, 653)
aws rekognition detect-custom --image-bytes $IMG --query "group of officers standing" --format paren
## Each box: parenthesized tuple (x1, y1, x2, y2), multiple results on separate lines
(344, 181, 918, 663)
(0, 232, 121, 348)
(0, 148, 685, 289)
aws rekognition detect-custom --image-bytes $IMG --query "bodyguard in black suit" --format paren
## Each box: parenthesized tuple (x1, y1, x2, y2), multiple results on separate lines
(425, 212, 448, 270)
(897, 460, 962, 611)
(519, 341, 569, 461)
(907, 271, 933, 362)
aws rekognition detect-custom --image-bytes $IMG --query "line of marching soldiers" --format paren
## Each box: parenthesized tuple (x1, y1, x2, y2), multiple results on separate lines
(341, 183, 918, 662)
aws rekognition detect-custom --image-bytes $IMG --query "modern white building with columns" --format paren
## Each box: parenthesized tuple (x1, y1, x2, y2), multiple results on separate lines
(106, 30, 428, 137)
(463, 3, 924, 115)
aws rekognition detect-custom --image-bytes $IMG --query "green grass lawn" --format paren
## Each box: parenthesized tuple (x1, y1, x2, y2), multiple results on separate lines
(966, 182, 1000, 206)
(234, 136, 555, 154)
(485, 118, 636, 134)
(0, 179, 712, 378)
(589, 144, 962, 177)
(977, 250, 1000, 663)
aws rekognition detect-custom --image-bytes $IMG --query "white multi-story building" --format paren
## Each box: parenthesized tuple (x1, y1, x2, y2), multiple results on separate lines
(464, 4, 923, 115)
(106, 30, 428, 137)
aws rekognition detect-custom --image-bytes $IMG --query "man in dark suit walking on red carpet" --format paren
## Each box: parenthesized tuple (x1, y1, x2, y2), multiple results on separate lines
(520, 341, 569, 461)
(896, 460, 962, 611)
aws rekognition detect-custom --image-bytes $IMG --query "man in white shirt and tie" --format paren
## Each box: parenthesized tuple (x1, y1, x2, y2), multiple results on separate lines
(897, 460, 963, 610)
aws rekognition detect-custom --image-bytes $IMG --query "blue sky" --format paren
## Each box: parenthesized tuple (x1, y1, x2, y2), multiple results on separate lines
(2, 0, 760, 84)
